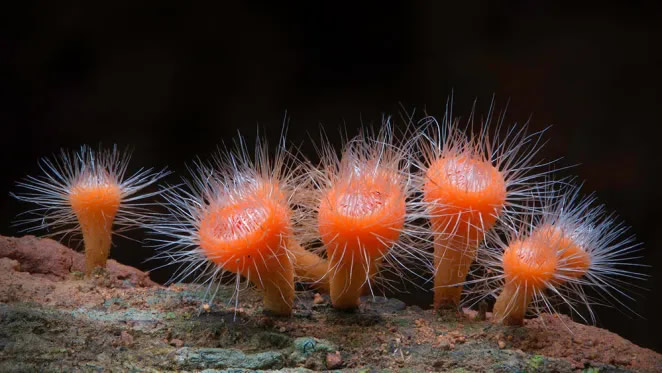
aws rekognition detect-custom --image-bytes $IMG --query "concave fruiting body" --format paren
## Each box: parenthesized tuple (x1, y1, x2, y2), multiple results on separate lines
(198, 184, 290, 274)
(465, 183, 645, 327)
(12, 145, 167, 275)
(302, 122, 426, 310)
(493, 235, 558, 325)
(150, 136, 306, 316)
(319, 168, 406, 258)
(423, 155, 507, 308)
(195, 182, 295, 315)
(319, 165, 406, 308)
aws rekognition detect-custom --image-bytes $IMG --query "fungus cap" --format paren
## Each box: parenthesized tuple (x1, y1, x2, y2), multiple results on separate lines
(198, 182, 291, 274)
(318, 168, 405, 258)
(423, 156, 507, 240)
(531, 224, 591, 279)
(68, 183, 122, 229)
(502, 235, 558, 292)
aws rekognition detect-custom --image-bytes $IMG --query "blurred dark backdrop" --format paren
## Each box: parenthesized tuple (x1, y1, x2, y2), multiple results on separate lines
(1, 2, 660, 352)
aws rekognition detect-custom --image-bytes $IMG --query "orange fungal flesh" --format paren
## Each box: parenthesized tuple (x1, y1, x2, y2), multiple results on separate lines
(319, 178, 405, 258)
(246, 248, 294, 315)
(432, 237, 479, 308)
(424, 157, 506, 241)
(68, 182, 122, 274)
(531, 224, 591, 281)
(492, 282, 530, 325)
(318, 169, 406, 309)
(289, 240, 330, 292)
(424, 156, 507, 308)
(502, 238, 557, 291)
(197, 183, 294, 315)
(494, 236, 558, 325)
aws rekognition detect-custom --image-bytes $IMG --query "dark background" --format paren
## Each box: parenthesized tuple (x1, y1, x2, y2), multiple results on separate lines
(1, 3, 660, 352)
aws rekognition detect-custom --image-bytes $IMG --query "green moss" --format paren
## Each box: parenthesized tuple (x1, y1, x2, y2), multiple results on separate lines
(527, 354, 545, 372)
(69, 271, 85, 280)
(393, 318, 412, 327)
(103, 297, 127, 308)
(252, 332, 292, 349)
(175, 347, 284, 370)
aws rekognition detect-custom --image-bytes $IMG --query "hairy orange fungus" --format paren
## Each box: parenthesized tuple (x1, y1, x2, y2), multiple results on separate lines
(531, 224, 591, 281)
(12, 145, 168, 275)
(198, 183, 294, 315)
(493, 235, 558, 325)
(424, 156, 507, 308)
(319, 167, 406, 309)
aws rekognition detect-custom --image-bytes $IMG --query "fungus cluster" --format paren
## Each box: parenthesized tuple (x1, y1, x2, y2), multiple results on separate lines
(11, 102, 644, 327)
(483, 184, 645, 325)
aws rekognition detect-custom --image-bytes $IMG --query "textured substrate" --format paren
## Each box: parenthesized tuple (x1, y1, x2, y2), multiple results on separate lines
(0, 235, 660, 372)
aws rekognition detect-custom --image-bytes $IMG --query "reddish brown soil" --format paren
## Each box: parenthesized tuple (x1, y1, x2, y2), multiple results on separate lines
(0, 235, 156, 287)
(520, 314, 661, 371)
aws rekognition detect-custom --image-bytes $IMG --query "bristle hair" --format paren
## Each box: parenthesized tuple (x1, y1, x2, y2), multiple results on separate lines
(148, 133, 305, 309)
(12, 144, 169, 244)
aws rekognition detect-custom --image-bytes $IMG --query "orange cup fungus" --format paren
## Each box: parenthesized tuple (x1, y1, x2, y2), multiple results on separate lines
(303, 124, 423, 310)
(12, 145, 168, 274)
(424, 155, 507, 308)
(197, 181, 295, 315)
(319, 165, 407, 309)
(416, 103, 548, 309)
(468, 183, 646, 326)
(150, 138, 308, 316)
(493, 234, 558, 325)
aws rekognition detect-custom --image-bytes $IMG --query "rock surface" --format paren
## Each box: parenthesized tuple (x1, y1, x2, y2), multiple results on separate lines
(0, 235, 660, 372)
(0, 235, 157, 287)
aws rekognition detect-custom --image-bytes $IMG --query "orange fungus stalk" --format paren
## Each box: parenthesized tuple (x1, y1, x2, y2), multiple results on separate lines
(288, 240, 330, 292)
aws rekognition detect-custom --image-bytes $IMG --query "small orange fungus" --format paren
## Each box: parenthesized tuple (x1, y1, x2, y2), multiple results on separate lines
(319, 167, 406, 309)
(12, 145, 168, 275)
(69, 183, 122, 273)
(425, 156, 507, 308)
(198, 182, 295, 315)
(493, 235, 558, 325)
